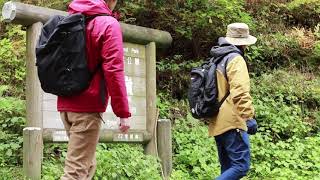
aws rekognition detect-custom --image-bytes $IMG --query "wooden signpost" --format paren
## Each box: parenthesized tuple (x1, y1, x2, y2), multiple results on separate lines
(2, 1, 172, 179)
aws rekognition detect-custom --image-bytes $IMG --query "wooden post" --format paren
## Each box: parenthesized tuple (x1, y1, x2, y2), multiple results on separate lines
(23, 127, 42, 180)
(144, 42, 157, 156)
(25, 22, 43, 179)
(157, 119, 172, 179)
(26, 22, 43, 127)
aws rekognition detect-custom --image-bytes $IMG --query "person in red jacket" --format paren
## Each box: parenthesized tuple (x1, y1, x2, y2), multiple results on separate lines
(58, 0, 131, 179)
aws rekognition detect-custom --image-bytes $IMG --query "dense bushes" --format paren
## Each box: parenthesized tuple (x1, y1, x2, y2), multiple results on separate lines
(170, 118, 320, 179)
(0, 25, 26, 168)
(252, 70, 320, 139)
(157, 26, 320, 98)
(247, 27, 320, 73)
(171, 115, 220, 179)
(119, 0, 253, 59)
(0, 25, 26, 97)
(247, 0, 320, 29)
(286, 0, 320, 28)
(249, 134, 320, 179)
(94, 144, 161, 179)
(0, 94, 25, 166)
(247, 70, 320, 178)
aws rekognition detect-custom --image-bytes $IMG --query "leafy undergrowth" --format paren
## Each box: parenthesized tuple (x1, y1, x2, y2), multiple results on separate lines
(42, 144, 161, 180)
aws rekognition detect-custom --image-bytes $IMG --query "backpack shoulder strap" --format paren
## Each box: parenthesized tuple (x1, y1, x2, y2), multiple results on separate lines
(85, 14, 110, 22)
(84, 13, 110, 76)
(212, 55, 225, 65)
(212, 51, 242, 105)
(219, 91, 230, 105)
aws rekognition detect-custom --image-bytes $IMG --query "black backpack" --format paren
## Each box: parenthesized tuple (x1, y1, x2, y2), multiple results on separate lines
(36, 13, 107, 96)
(188, 56, 230, 120)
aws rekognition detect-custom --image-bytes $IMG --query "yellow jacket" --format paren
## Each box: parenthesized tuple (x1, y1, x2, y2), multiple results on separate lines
(208, 38, 255, 136)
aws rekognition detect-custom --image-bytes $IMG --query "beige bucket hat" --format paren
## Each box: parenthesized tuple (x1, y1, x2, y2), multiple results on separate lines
(225, 23, 257, 46)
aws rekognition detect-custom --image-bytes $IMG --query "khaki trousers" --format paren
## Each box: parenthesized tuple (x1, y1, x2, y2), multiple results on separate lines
(60, 112, 102, 180)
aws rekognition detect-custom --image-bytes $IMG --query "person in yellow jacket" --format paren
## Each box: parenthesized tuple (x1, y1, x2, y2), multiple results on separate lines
(208, 23, 258, 180)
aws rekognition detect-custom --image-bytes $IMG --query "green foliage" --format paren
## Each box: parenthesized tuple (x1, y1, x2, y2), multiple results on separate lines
(42, 144, 67, 179)
(0, 0, 6, 8)
(94, 144, 161, 180)
(286, 0, 320, 27)
(247, 33, 303, 73)
(248, 70, 320, 178)
(0, 167, 23, 180)
(42, 144, 162, 180)
(0, 93, 25, 167)
(0, 21, 27, 170)
(171, 114, 220, 179)
(157, 93, 172, 118)
(310, 40, 320, 67)
(0, 96, 26, 133)
(156, 58, 202, 99)
(42, 160, 64, 180)
(157, 93, 190, 120)
(121, 0, 253, 58)
(170, 0, 253, 40)
(0, 25, 26, 97)
(19, 0, 71, 10)
(249, 134, 320, 179)
(252, 70, 320, 139)
(247, 0, 320, 30)
(245, 1, 287, 33)
(0, 131, 23, 166)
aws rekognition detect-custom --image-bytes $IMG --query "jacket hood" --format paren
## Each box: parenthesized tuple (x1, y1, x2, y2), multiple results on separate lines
(210, 37, 243, 58)
(68, 0, 112, 16)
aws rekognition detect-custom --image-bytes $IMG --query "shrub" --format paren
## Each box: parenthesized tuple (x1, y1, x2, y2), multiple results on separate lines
(0, 25, 26, 97)
(249, 134, 320, 179)
(286, 0, 320, 27)
(120, 0, 253, 58)
(252, 70, 320, 139)
(246, 33, 304, 73)
(310, 41, 320, 68)
(0, 94, 25, 166)
(246, 0, 320, 30)
(94, 144, 161, 180)
(0, 167, 23, 180)
(171, 114, 220, 179)
(42, 144, 162, 180)
(0, 96, 26, 133)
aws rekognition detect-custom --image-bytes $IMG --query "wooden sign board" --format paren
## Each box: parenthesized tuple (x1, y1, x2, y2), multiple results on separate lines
(42, 42, 148, 142)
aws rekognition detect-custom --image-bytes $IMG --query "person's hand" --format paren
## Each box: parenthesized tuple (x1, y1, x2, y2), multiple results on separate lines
(246, 119, 258, 135)
(119, 118, 130, 133)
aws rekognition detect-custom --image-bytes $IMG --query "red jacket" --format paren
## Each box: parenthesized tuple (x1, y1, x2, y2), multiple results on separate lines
(57, 0, 131, 118)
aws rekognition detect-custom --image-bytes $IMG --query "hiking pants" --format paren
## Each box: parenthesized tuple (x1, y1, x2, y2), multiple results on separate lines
(60, 112, 102, 180)
(215, 129, 250, 180)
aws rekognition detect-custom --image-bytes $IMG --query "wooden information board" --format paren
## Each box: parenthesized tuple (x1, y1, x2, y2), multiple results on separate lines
(41, 43, 149, 142)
